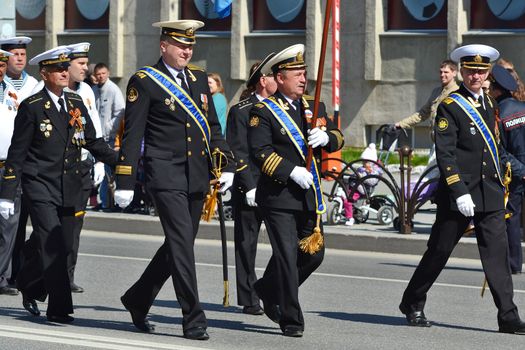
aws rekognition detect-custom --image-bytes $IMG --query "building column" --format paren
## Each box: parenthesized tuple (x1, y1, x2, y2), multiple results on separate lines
(231, 0, 249, 81)
(45, 0, 65, 49)
(109, 0, 124, 78)
(447, 0, 468, 53)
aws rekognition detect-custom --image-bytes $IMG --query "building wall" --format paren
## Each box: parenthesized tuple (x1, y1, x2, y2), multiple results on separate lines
(13, 0, 525, 147)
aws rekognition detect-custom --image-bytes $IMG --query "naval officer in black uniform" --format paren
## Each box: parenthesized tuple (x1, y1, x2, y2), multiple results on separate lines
(0, 46, 117, 323)
(248, 44, 344, 337)
(226, 52, 276, 316)
(399, 44, 525, 335)
(114, 20, 235, 341)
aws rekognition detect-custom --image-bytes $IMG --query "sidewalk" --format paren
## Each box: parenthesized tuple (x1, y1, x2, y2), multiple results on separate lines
(81, 208, 524, 260)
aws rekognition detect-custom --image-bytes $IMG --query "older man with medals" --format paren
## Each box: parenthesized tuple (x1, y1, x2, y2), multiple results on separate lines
(114, 20, 235, 341)
(399, 44, 525, 335)
(248, 44, 344, 337)
(0, 46, 117, 324)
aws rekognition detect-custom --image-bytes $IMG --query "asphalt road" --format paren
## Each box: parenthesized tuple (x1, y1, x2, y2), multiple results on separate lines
(1, 230, 524, 350)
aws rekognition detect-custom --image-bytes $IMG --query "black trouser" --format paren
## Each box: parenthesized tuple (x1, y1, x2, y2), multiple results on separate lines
(506, 192, 523, 273)
(17, 201, 75, 316)
(233, 195, 264, 306)
(121, 190, 207, 331)
(401, 207, 519, 325)
(10, 194, 30, 284)
(67, 159, 93, 284)
(256, 208, 324, 332)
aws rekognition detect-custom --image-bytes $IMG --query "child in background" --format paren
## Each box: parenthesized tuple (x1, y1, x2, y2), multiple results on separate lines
(340, 143, 382, 226)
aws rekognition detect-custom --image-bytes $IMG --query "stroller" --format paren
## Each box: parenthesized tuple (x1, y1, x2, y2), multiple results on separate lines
(326, 128, 401, 226)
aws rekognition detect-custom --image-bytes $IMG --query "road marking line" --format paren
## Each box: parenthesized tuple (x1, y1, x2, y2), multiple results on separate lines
(80, 253, 525, 294)
(0, 325, 212, 350)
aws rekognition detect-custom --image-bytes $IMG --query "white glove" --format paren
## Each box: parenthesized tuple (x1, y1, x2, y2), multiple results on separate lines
(308, 127, 330, 148)
(245, 188, 257, 207)
(93, 162, 105, 186)
(219, 172, 234, 193)
(0, 199, 15, 220)
(289, 166, 313, 189)
(114, 190, 134, 208)
(456, 194, 475, 217)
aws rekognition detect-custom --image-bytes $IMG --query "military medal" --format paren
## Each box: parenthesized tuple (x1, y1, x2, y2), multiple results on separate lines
(68, 108, 86, 146)
(40, 119, 53, 138)
(201, 94, 208, 114)
(470, 127, 476, 135)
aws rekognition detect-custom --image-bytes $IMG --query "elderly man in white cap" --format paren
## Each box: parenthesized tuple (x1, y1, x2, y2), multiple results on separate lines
(0, 46, 117, 324)
(0, 36, 38, 101)
(0, 48, 21, 297)
(248, 44, 344, 337)
(115, 19, 235, 341)
(399, 44, 525, 334)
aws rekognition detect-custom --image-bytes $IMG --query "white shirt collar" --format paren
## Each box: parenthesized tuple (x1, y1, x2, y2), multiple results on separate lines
(281, 93, 299, 110)
(255, 93, 265, 101)
(162, 59, 186, 84)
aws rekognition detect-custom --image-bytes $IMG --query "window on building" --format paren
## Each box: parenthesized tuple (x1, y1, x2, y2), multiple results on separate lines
(471, 1, 525, 29)
(387, 0, 447, 30)
(252, 0, 306, 31)
(16, 0, 46, 31)
(181, 0, 232, 31)
(65, 0, 109, 30)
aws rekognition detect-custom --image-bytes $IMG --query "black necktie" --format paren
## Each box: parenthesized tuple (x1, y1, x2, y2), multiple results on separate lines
(477, 95, 484, 110)
(58, 98, 69, 120)
(177, 72, 190, 94)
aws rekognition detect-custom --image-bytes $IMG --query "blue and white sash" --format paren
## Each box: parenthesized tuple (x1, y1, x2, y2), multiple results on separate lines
(138, 66, 212, 159)
(261, 98, 326, 214)
(449, 92, 503, 185)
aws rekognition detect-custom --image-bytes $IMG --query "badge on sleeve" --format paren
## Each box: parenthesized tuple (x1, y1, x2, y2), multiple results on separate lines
(249, 116, 259, 127)
(127, 87, 138, 102)
(437, 118, 448, 131)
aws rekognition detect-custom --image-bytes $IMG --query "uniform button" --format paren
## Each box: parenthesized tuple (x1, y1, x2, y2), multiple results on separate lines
(494, 174, 498, 178)
(187, 137, 192, 142)
(75, 170, 79, 174)
(76, 158, 80, 162)
(188, 151, 192, 156)
(186, 123, 191, 128)
(484, 148, 487, 153)
(202, 137, 205, 142)
(201, 150, 205, 156)
(65, 159, 68, 163)
(483, 161, 486, 166)
(482, 174, 485, 179)
(64, 170, 67, 174)
(65, 147, 69, 151)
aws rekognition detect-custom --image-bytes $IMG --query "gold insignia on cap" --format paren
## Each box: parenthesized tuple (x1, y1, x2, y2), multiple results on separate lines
(127, 87, 138, 102)
(296, 51, 303, 62)
(59, 53, 67, 61)
(474, 54, 482, 63)
(437, 118, 448, 131)
(249, 116, 260, 127)
(186, 27, 194, 36)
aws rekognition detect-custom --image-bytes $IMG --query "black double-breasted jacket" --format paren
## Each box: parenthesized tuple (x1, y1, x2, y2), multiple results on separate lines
(226, 94, 261, 201)
(115, 60, 235, 194)
(0, 89, 117, 208)
(434, 84, 525, 212)
(248, 91, 344, 211)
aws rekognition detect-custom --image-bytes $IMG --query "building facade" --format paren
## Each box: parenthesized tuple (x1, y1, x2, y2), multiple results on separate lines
(2, 0, 525, 147)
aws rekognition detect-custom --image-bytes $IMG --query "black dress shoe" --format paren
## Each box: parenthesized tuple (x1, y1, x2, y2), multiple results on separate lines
(499, 319, 525, 334)
(70, 283, 84, 293)
(22, 295, 40, 316)
(243, 304, 264, 315)
(254, 284, 281, 323)
(283, 326, 303, 337)
(121, 296, 155, 333)
(0, 286, 19, 296)
(47, 314, 74, 323)
(183, 327, 209, 340)
(399, 303, 431, 327)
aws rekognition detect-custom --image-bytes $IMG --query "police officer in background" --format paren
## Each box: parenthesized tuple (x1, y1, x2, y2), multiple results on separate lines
(114, 20, 235, 341)
(399, 44, 525, 334)
(490, 64, 525, 275)
(0, 46, 117, 323)
(226, 52, 276, 316)
(248, 44, 344, 337)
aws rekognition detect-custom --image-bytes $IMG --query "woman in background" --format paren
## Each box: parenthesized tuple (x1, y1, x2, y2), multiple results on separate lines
(208, 73, 228, 135)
